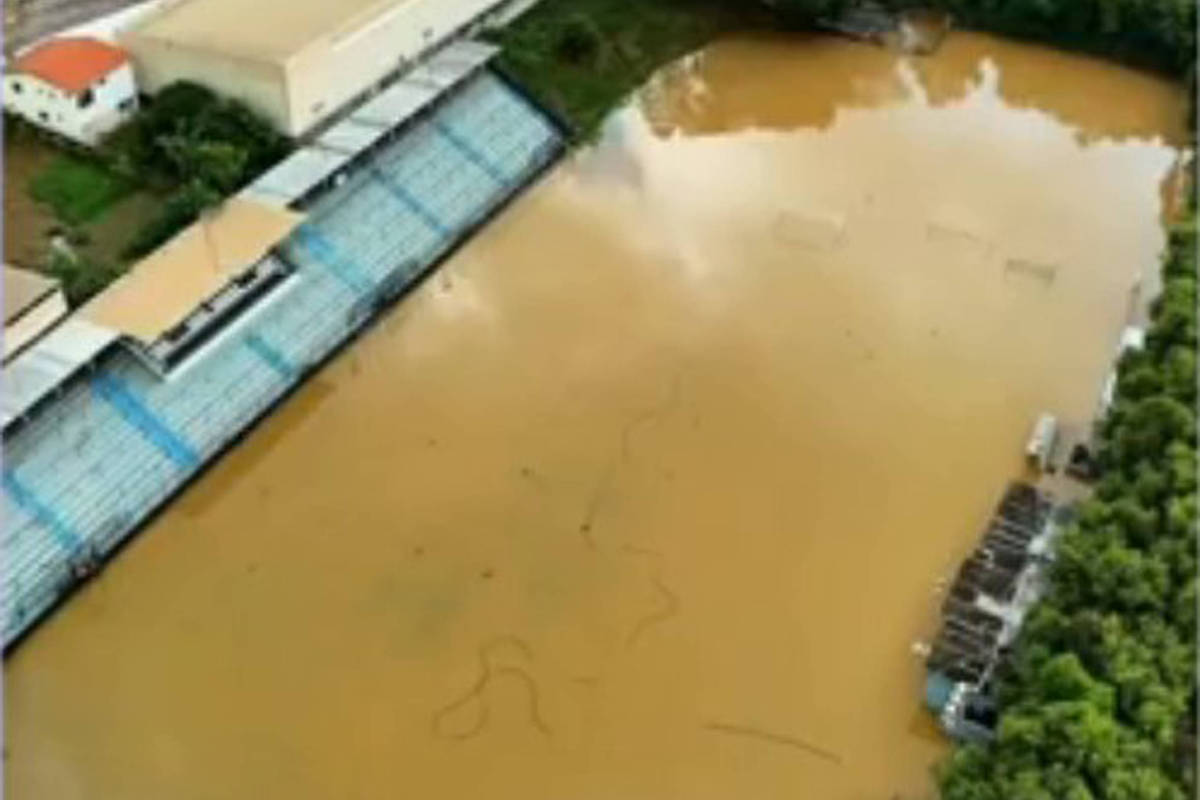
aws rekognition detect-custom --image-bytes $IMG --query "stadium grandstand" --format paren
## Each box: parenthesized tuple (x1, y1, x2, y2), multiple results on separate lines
(1, 39, 565, 648)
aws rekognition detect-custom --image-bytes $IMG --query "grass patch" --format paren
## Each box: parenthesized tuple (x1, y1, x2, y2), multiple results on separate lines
(28, 155, 131, 226)
(492, 0, 761, 138)
(8, 83, 290, 303)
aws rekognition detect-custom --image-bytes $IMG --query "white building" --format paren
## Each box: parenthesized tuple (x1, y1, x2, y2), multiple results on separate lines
(1098, 325, 1146, 415)
(4, 37, 138, 146)
(121, 0, 525, 138)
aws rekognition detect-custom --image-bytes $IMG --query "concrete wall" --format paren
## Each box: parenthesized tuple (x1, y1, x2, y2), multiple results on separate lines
(122, 33, 290, 133)
(3, 65, 137, 145)
(283, 0, 505, 136)
(121, 0, 516, 137)
(4, 288, 67, 361)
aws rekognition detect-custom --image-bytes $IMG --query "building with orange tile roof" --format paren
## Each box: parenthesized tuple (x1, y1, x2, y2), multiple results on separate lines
(4, 36, 138, 145)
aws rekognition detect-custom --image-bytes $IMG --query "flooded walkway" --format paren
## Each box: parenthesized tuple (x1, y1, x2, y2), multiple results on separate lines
(4, 32, 1185, 800)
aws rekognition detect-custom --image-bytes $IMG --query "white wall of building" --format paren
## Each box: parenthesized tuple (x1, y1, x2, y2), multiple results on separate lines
(283, 0, 506, 136)
(125, 0, 521, 138)
(126, 36, 289, 133)
(3, 64, 139, 146)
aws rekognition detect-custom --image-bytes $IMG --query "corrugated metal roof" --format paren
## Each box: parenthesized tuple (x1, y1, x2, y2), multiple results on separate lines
(1, 318, 119, 428)
(4, 266, 61, 324)
(350, 80, 438, 128)
(240, 40, 499, 209)
(240, 147, 355, 209)
(417, 39, 497, 85)
(315, 117, 385, 155)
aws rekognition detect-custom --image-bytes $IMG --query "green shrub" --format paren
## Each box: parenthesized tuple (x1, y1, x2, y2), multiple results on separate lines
(939, 204, 1198, 800)
(103, 80, 291, 261)
(103, 81, 288, 189)
(897, 0, 1196, 76)
(44, 249, 125, 306)
(121, 182, 220, 260)
(495, 0, 745, 137)
(557, 13, 604, 63)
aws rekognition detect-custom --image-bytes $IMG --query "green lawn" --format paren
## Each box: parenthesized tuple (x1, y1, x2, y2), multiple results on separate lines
(492, 0, 761, 138)
(28, 155, 131, 226)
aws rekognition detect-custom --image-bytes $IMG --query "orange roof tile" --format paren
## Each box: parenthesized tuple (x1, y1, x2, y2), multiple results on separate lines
(12, 37, 128, 94)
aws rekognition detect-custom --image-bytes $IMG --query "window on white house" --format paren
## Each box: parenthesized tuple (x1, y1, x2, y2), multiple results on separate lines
(78, 88, 94, 109)
(37, 111, 47, 122)
(11, 81, 21, 94)
(118, 97, 135, 112)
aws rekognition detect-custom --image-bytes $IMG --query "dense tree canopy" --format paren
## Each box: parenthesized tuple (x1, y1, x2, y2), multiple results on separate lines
(770, 0, 1196, 76)
(105, 82, 286, 190)
(940, 204, 1197, 800)
(104, 82, 290, 259)
(927, 0, 1194, 74)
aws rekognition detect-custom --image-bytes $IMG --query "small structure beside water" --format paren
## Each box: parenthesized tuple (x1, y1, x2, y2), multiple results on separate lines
(1025, 413, 1059, 473)
(819, 4, 952, 55)
(924, 482, 1071, 741)
(925, 314, 1150, 731)
(1031, 323, 1147, 482)
(818, 2, 897, 45)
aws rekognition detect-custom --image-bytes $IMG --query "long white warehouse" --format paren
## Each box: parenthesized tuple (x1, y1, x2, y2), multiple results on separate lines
(121, 0, 524, 137)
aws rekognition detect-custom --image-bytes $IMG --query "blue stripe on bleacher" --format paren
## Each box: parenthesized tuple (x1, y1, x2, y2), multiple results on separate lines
(433, 120, 508, 186)
(90, 371, 200, 470)
(3, 470, 83, 554)
(293, 225, 373, 294)
(244, 333, 296, 381)
(3, 71, 568, 649)
(367, 166, 451, 238)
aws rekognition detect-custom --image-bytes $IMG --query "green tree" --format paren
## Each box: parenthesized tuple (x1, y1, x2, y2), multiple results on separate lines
(121, 181, 221, 260)
(104, 80, 290, 260)
(160, 137, 250, 194)
(772, 0, 851, 25)
(556, 12, 604, 63)
(940, 205, 1196, 800)
(44, 250, 123, 306)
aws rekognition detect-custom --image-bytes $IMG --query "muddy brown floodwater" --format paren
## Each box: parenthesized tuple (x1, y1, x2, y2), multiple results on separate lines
(4, 31, 1185, 800)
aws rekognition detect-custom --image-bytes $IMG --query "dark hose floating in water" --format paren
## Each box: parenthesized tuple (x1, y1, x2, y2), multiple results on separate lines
(704, 721, 843, 765)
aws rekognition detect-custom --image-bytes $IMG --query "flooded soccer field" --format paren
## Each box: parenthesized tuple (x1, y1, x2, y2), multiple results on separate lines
(4, 31, 1186, 800)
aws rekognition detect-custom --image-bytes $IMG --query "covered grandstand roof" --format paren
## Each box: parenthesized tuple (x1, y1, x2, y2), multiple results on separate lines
(79, 198, 303, 342)
(2, 317, 119, 428)
(240, 39, 498, 209)
(4, 266, 61, 324)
